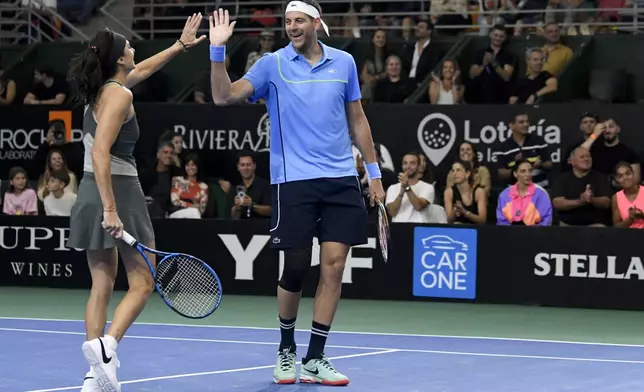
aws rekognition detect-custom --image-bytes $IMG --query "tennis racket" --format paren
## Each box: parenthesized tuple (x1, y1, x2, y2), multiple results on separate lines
(120, 231, 223, 319)
(374, 199, 392, 263)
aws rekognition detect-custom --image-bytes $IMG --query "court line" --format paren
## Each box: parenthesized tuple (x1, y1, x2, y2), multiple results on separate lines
(2, 315, 644, 348)
(4, 327, 644, 365)
(25, 349, 399, 392)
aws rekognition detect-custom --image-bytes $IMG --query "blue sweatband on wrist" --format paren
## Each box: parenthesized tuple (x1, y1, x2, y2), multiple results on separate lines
(365, 162, 382, 181)
(209, 45, 226, 62)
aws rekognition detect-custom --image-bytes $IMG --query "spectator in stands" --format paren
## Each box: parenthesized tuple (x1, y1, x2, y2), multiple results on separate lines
(612, 162, 644, 228)
(402, 18, 443, 85)
(140, 141, 183, 218)
(168, 153, 208, 219)
(576, 118, 641, 188)
(245, 29, 276, 73)
(562, 112, 599, 171)
(428, 59, 464, 105)
(446, 141, 492, 196)
(385, 152, 436, 223)
(373, 55, 416, 103)
(444, 160, 488, 225)
(194, 56, 238, 104)
(551, 147, 611, 226)
(400, 16, 416, 43)
(509, 48, 557, 104)
(498, 111, 553, 188)
(430, 0, 472, 35)
(546, 0, 595, 35)
(508, 0, 549, 36)
(0, 62, 16, 105)
(43, 169, 77, 216)
(468, 25, 517, 104)
(417, 152, 436, 186)
(159, 130, 186, 169)
(34, 119, 83, 182)
(23, 67, 68, 105)
(478, 0, 504, 36)
(56, 0, 99, 25)
(360, 29, 391, 102)
(497, 159, 553, 226)
(541, 22, 573, 76)
(230, 151, 271, 220)
(2, 166, 38, 216)
(37, 149, 78, 201)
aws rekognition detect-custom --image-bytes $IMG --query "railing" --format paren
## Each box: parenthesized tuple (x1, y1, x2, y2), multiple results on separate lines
(98, 0, 643, 40)
(0, 0, 88, 44)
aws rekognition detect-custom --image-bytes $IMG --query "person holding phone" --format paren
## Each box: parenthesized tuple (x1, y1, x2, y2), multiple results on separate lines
(612, 162, 644, 228)
(230, 151, 271, 220)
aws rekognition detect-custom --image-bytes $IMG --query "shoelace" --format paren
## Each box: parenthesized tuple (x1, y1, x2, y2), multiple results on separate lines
(316, 357, 337, 373)
(279, 351, 294, 371)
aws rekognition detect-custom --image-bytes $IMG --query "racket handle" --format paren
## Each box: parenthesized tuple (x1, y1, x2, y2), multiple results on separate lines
(120, 230, 137, 247)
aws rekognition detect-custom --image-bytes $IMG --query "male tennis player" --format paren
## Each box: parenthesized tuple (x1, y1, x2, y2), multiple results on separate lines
(209, 1, 385, 386)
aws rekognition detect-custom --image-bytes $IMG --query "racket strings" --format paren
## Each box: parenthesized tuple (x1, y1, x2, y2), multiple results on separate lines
(156, 255, 221, 318)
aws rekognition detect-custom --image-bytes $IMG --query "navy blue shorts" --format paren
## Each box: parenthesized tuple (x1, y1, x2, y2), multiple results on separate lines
(269, 176, 368, 249)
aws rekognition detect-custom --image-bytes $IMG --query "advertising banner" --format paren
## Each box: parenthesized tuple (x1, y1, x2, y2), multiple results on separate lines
(3, 216, 644, 311)
(3, 103, 644, 185)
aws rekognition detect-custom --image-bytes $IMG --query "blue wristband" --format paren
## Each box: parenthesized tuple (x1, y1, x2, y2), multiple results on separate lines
(209, 45, 226, 62)
(365, 162, 382, 181)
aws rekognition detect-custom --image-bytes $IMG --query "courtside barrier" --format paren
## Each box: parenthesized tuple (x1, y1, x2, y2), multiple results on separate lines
(1, 215, 643, 311)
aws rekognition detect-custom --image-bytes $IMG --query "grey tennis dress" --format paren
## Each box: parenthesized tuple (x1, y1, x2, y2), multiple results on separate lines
(67, 85, 154, 250)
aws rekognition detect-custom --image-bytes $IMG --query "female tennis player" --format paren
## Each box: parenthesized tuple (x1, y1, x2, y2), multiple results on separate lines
(67, 17, 206, 392)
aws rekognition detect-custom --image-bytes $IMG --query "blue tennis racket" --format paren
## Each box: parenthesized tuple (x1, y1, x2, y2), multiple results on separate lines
(120, 230, 223, 319)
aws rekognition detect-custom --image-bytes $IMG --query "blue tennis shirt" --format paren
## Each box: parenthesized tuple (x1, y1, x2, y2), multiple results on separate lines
(243, 41, 360, 184)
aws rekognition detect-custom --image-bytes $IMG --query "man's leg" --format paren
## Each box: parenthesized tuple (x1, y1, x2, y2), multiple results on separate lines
(269, 180, 318, 384)
(299, 177, 367, 386)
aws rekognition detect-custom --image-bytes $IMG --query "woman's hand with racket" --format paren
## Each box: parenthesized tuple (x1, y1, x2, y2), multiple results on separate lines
(178, 13, 208, 49)
(209, 8, 236, 46)
(102, 210, 124, 239)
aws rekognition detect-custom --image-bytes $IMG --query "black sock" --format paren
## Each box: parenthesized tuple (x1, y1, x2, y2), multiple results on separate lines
(278, 316, 297, 352)
(304, 321, 330, 363)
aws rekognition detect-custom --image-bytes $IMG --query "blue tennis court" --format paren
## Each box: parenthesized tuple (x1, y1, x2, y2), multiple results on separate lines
(1, 317, 644, 391)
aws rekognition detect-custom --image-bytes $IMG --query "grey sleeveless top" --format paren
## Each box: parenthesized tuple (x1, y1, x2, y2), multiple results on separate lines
(82, 81, 139, 177)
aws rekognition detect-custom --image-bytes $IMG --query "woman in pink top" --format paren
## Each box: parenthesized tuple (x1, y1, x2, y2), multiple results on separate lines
(612, 162, 644, 228)
(2, 166, 38, 215)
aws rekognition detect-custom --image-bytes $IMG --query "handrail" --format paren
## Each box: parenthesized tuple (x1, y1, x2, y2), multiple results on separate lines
(106, 2, 643, 38)
(98, 0, 143, 41)
(0, 0, 88, 43)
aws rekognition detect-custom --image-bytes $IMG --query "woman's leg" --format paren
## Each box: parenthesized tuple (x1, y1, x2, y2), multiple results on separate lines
(85, 248, 118, 340)
(105, 240, 156, 341)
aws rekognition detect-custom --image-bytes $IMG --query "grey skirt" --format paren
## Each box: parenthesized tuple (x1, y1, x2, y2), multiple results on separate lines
(67, 172, 155, 250)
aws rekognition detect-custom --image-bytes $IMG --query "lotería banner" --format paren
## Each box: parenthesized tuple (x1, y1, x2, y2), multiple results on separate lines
(2, 215, 644, 311)
(2, 103, 644, 184)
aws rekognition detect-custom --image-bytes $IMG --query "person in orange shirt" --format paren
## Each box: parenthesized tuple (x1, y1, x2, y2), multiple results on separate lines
(612, 162, 644, 228)
(541, 22, 573, 76)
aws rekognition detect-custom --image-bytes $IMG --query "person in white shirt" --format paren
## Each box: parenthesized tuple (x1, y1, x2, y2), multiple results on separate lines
(385, 152, 436, 223)
(44, 170, 77, 216)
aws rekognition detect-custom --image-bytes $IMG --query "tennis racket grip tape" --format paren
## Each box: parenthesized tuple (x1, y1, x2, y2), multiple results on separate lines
(120, 231, 139, 247)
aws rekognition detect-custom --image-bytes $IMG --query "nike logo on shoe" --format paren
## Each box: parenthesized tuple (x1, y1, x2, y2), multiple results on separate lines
(308, 367, 319, 375)
(99, 338, 112, 364)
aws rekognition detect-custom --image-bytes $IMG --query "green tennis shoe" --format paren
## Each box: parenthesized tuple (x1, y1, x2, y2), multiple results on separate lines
(299, 355, 350, 386)
(273, 348, 297, 384)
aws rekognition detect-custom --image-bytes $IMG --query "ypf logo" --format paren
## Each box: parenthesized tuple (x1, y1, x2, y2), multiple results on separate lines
(417, 113, 456, 166)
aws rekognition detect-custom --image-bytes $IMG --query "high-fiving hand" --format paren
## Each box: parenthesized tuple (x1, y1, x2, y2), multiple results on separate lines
(178, 13, 208, 49)
(209, 8, 237, 46)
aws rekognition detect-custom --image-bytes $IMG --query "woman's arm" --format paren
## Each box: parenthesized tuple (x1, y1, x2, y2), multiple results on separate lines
(197, 183, 209, 216)
(612, 195, 633, 228)
(91, 87, 133, 212)
(465, 187, 488, 224)
(428, 81, 439, 104)
(0, 80, 16, 105)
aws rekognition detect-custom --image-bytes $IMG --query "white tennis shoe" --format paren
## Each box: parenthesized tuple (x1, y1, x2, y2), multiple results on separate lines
(82, 337, 121, 392)
(80, 369, 101, 392)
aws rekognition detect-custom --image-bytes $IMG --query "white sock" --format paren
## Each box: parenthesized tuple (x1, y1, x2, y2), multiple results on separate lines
(103, 334, 118, 351)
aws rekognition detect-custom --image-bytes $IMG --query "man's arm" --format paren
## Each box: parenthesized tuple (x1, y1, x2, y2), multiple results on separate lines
(406, 184, 431, 211)
(38, 93, 66, 105)
(552, 197, 584, 211)
(23, 92, 37, 104)
(535, 75, 557, 98)
(346, 100, 378, 164)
